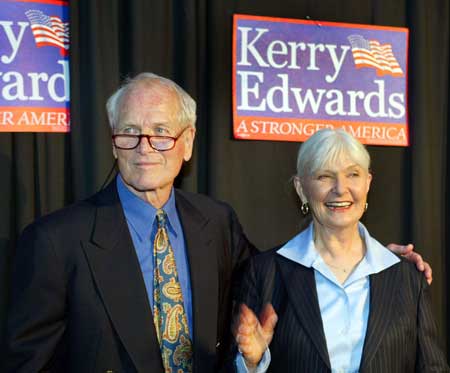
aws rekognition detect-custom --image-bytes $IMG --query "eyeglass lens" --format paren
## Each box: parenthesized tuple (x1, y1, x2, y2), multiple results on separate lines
(114, 135, 175, 150)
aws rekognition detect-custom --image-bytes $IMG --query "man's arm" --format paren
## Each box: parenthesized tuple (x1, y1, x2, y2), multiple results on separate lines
(229, 206, 258, 266)
(228, 249, 278, 373)
(416, 278, 449, 371)
(216, 204, 259, 371)
(2, 222, 66, 373)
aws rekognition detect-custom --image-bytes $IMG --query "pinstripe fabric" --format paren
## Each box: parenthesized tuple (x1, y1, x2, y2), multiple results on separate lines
(235, 249, 449, 373)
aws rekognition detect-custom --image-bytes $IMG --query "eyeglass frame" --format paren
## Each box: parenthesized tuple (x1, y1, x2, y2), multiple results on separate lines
(112, 126, 190, 151)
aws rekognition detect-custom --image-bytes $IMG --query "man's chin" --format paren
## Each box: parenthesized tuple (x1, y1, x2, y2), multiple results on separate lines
(123, 177, 171, 193)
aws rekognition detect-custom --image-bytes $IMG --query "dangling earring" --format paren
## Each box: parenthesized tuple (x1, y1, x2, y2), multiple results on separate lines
(301, 202, 309, 215)
(364, 202, 368, 212)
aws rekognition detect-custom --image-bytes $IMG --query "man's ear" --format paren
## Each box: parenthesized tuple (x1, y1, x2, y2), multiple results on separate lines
(111, 126, 118, 159)
(183, 126, 196, 162)
(293, 176, 307, 204)
(112, 141, 118, 159)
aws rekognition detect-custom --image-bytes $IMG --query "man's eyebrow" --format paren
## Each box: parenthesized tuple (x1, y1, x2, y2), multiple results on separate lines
(117, 123, 140, 128)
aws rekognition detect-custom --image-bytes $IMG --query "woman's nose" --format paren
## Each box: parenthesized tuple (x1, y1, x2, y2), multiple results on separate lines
(333, 175, 348, 194)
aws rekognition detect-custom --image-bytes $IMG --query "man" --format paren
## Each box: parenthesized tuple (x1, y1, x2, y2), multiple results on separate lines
(3, 73, 430, 372)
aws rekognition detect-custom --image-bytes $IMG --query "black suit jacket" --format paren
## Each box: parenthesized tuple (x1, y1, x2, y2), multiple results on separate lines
(235, 248, 449, 372)
(3, 180, 255, 373)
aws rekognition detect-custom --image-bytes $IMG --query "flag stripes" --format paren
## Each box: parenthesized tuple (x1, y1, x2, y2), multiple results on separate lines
(25, 9, 69, 56)
(348, 35, 403, 77)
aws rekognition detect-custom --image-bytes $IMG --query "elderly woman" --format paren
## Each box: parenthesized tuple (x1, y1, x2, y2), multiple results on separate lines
(233, 129, 449, 372)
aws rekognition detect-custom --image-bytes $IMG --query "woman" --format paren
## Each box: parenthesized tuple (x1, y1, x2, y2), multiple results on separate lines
(233, 129, 449, 372)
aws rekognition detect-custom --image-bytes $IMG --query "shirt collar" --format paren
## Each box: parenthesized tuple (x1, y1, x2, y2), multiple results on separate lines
(277, 223, 318, 267)
(116, 174, 181, 240)
(277, 222, 400, 277)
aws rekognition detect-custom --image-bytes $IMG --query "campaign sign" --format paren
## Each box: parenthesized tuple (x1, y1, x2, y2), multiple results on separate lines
(233, 14, 409, 146)
(0, 0, 70, 132)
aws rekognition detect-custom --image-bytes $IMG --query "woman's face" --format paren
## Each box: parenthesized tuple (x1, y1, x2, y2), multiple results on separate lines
(296, 155, 372, 231)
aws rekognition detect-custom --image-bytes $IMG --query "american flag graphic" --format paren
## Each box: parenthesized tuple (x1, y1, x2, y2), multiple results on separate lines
(348, 35, 403, 77)
(25, 9, 69, 56)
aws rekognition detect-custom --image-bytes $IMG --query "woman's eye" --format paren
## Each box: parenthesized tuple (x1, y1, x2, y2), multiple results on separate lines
(317, 175, 330, 180)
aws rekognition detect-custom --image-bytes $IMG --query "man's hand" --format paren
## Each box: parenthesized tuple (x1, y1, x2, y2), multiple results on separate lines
(233, 303, 278, 368)
(387, 243, 432, 284)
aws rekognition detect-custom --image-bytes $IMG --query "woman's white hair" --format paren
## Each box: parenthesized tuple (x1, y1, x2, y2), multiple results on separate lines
(106, 72, 196, 130)
(296, 128, 370, 177)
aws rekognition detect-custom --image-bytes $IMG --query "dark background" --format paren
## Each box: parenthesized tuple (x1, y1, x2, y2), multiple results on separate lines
(1, 0, 449, 360)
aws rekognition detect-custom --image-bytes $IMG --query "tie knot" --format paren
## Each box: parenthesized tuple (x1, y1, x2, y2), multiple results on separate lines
(155, 209, 167, 228)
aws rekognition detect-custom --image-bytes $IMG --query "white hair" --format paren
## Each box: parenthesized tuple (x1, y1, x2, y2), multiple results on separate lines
(296, 128, 370, 177)
(106, 72, 196, 130)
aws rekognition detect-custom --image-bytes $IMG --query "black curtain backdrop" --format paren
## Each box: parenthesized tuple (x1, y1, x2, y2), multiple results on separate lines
(0, 0, 449, 360)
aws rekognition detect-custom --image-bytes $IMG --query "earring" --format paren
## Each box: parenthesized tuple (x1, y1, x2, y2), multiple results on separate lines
(364, 202, 368, 211)
(301, 202, 309, 215)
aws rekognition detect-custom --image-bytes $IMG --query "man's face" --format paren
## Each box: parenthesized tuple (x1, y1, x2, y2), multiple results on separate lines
(112, 81, 195, 202)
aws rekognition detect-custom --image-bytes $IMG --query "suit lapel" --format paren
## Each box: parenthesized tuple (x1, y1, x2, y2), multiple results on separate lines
(175, 191, 218, 369)
(82, 182, 163, 372)
(276, 256, 331, 369)
(360, 265, 401, 370)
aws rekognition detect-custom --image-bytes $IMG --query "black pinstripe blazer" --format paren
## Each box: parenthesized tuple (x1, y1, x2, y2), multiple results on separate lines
(235, 248, 449, 373)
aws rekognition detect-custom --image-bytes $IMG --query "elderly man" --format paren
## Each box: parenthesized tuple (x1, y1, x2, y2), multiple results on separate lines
(3, 73, 429, 372)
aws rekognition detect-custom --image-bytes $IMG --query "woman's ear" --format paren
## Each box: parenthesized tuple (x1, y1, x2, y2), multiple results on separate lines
(294, 176, 307, 204)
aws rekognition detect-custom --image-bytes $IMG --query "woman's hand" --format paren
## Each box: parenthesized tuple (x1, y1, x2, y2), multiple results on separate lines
(233, 303, 278, 368)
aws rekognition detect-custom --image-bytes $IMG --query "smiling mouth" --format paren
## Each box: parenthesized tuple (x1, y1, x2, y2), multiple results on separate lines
(325, 201, 353, 210)
(134, 162, 162, 168)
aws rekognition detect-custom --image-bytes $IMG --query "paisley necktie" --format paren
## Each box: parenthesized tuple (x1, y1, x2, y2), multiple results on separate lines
(153, 209, 193, 372)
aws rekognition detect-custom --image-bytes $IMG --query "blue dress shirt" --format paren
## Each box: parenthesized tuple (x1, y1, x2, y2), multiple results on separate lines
(277, 222, 400, 372)
(116, 175, 193, 336)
